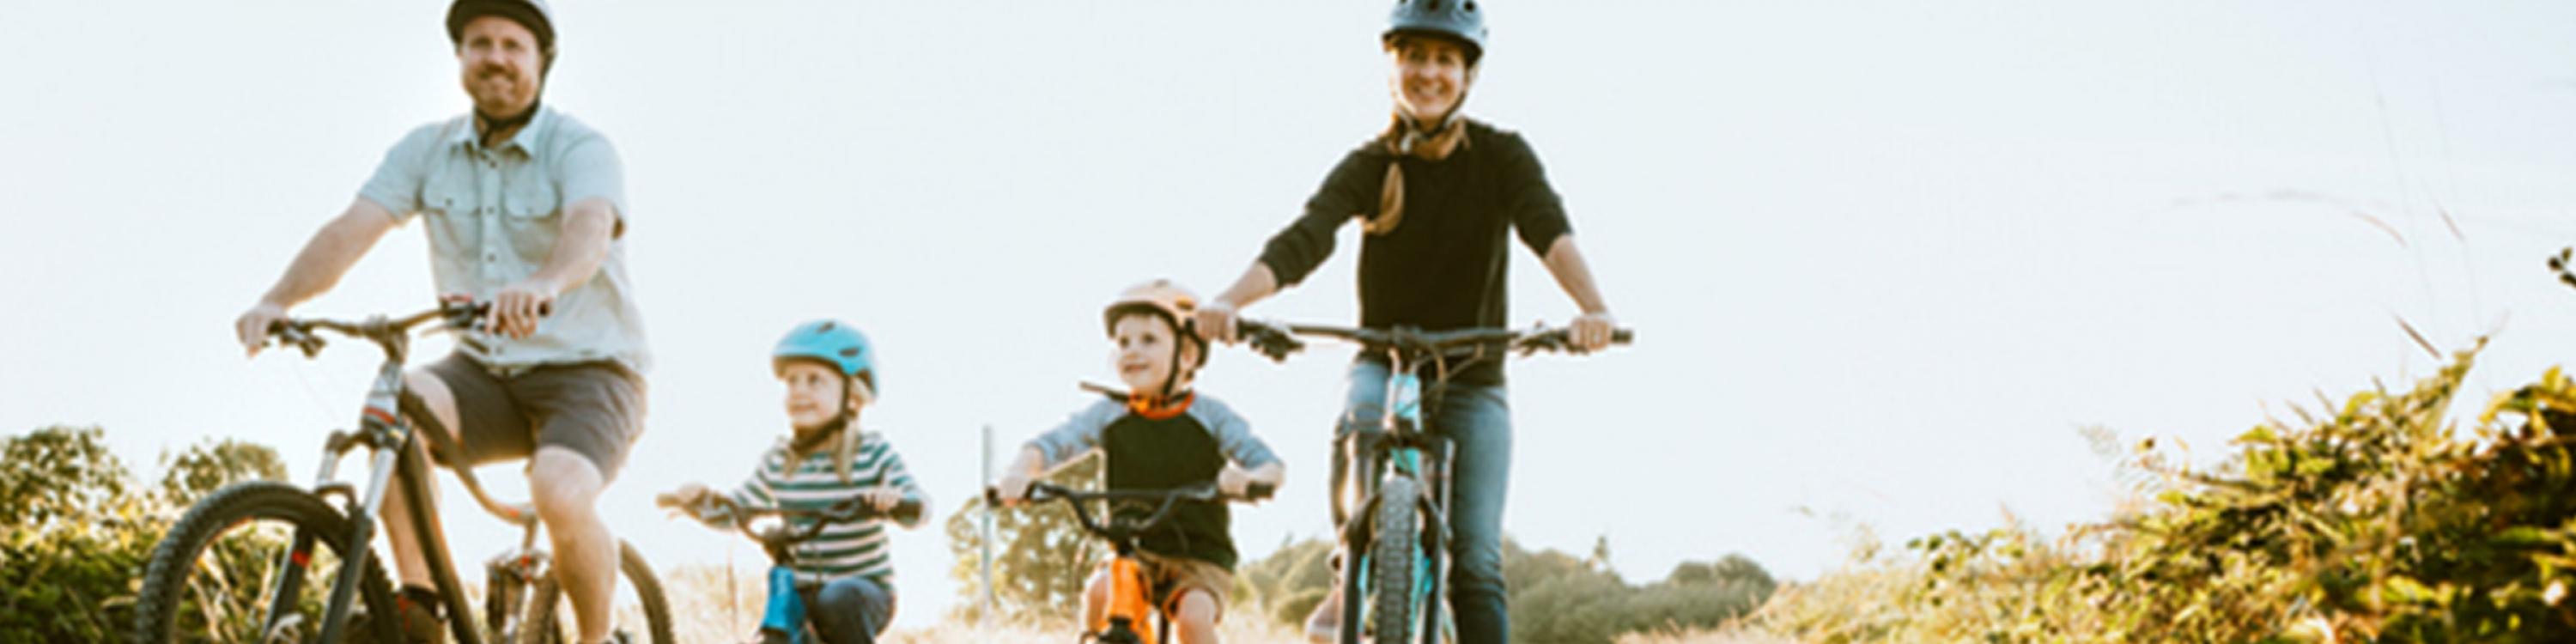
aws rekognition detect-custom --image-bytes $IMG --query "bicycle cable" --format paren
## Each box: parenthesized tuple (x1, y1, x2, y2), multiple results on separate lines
(285, 360, 343, 428)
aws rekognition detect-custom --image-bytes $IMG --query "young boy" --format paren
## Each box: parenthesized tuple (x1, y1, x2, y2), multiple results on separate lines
(669, 320, 927, 643)
(994, 280, 1286, 644)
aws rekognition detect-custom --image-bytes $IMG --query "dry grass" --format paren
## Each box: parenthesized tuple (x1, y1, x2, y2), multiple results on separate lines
(1613, 629, 1798, 644)
(660, 563, 1308, 643)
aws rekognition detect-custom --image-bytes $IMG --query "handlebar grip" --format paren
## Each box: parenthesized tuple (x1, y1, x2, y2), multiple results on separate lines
(889, 498, 924, 525)
(1613, 329, 1636, 344)
(1242, 482, 1276, 501)
(985, 484, 1037, 506)
(1235, 319, 1304, 362)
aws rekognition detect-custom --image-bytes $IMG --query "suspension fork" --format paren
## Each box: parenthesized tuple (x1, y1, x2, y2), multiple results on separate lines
(303, 359, 412, 642)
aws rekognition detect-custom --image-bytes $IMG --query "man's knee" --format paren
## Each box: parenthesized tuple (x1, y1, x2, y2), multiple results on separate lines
(528, 447, 605, 521)
(402, 371, 462, 442)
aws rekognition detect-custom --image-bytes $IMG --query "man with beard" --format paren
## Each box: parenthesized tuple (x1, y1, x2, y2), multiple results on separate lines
(232, 2, 647, 642)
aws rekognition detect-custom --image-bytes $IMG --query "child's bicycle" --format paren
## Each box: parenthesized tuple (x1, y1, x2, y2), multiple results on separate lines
(1235, 321, 1631, 644)
(983, 481, 1276, 644)
(655, 492, 922, 644)
(131, 301, 676, 644)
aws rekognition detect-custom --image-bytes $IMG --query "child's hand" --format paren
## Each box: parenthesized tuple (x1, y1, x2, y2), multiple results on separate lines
(993, 471, 1034, 506)
(659, 483, 711, 513)
(860, 486, 906, 511)
(1217, 466, 1252, 498)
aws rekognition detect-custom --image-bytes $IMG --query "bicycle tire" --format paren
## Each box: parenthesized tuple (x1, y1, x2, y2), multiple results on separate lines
(1369, 477, 1425, 644)
(517, 539, 676, 644)
(131, 481, 398, 644)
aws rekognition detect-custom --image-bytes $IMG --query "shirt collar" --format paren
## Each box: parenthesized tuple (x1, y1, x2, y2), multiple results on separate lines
(446, 105, 555, 155)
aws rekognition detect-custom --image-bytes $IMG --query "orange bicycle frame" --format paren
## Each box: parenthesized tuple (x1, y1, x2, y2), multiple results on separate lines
(1092, 554, 1156, 635)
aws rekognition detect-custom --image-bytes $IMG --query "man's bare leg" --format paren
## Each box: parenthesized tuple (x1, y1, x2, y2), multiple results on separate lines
(531, 447, 617, 643)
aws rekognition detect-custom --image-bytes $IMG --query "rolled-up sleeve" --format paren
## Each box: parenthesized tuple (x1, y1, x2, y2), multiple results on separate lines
(1258, 148, 1383, 286)
(1501, 132, 1571, 254)
(356, 126, 438, 222)
(554, 133, 628, 234)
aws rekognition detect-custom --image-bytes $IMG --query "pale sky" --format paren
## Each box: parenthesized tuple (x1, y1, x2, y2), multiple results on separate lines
(6, 0, 2576, 629)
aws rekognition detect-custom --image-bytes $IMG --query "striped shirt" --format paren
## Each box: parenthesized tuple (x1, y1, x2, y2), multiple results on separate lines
(702, 431, 928, 585)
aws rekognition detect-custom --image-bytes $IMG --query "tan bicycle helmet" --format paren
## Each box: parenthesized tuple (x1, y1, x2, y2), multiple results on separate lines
(1103, 279, 1206, 368)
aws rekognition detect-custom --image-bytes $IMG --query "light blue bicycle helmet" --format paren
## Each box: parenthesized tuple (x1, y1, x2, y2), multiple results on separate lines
(774, 319, 876, 396)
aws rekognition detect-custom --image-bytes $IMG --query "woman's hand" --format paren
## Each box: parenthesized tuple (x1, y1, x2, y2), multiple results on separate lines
(1569, 310, 1617, 353)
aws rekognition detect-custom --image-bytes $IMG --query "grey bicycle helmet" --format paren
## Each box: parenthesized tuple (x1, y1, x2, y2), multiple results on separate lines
(1383, 0, 1487, 64)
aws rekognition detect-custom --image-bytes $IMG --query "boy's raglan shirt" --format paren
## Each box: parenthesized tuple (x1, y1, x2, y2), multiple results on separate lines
(1024, 394, 1279, 569)
(701, 432, 930, 586)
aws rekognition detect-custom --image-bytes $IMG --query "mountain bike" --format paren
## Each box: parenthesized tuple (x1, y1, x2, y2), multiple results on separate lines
(983, 481, 1276, 644)
(131, 301, 674, 644)
(656, 490, 921, 643)
(1235, 321, 1631, 644)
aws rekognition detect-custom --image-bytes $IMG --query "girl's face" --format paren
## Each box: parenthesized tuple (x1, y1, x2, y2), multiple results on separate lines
(780, 361, 851, 431)
(1111, 314, 1188, 396)
(1388, 37, 1474, 125)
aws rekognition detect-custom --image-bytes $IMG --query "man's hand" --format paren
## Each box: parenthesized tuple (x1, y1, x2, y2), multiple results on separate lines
(1569, 310, 1617, 354)
(486, 278, 558, 338)
(1195, 298, 1242, 345)
(235, 301, 290, 357)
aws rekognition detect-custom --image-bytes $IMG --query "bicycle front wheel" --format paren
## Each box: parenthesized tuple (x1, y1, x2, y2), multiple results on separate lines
(517, 539, 675, 644)
(131, 481, 398, 644)
(1367, 477, 1427, 644)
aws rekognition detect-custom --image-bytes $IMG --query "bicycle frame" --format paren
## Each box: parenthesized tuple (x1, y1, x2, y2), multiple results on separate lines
(1236, 320, 1631, 644)
(264, 305, 556, 644)
(665, 493, 922, 644)
(987, 483, 1271, 644)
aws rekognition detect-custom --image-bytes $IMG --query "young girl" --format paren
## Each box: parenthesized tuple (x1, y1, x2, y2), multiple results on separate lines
(670, 320, 928, 643)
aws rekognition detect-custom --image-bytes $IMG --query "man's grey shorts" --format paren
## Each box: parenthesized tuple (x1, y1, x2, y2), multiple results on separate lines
(422, 353, 647, 481)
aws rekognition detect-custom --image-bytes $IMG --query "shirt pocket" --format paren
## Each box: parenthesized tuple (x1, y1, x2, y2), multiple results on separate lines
(502, 181, 562, 258)
(421, 171, 477, 222)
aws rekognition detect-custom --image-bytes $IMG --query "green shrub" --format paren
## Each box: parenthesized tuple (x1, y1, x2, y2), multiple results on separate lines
(0, 427, 284, 644)
(1751, 340, 2576, 642)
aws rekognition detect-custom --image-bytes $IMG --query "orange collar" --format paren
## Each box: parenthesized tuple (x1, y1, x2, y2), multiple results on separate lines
(1127, 392, 1195, 420)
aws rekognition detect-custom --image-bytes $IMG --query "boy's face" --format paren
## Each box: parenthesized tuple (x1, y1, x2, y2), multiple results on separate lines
(1111, 314, 1191, 396)
(779, 360, 850, 431)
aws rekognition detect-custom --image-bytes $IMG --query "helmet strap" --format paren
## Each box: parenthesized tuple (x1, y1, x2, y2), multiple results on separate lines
(790, 414, 848, 453)
(475, 96, 543, 145)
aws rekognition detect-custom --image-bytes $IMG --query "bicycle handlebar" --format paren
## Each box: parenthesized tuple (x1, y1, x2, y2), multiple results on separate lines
(982, 481, 1275, 544)
(658, 492, 924, 547)
(1235, 320, 1634, 363)
(265, 301, 490, 358)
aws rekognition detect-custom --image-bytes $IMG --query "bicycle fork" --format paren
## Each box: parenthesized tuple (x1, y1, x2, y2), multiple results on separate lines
(279, 359, 414, 643)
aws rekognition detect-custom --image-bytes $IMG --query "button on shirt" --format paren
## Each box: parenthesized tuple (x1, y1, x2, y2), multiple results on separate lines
(358, 106, 650, 374)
